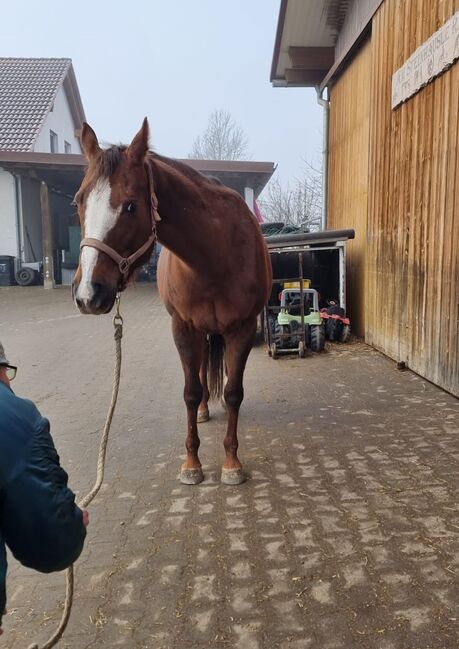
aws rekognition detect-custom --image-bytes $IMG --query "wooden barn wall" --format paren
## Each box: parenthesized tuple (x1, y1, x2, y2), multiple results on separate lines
(328, 38, 371, 338)
(367, 0, 459, 396)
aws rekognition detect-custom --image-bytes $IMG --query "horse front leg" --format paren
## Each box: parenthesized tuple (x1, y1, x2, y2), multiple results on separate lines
(221, 319, 257, 485)
(197, 340, 210, 423)
(172, 315, 206, 485)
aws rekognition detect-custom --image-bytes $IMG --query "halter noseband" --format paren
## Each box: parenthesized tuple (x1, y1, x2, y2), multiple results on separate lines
(79, 161, 161, 281)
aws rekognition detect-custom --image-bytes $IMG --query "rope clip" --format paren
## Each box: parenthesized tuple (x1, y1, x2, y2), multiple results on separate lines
(113, 294, 124, 327)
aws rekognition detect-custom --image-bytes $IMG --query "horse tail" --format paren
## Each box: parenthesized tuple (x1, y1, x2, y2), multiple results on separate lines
(208, 334, 225, 400)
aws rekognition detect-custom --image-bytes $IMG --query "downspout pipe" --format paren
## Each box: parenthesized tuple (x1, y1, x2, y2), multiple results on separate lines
(316, 86, 329, 231)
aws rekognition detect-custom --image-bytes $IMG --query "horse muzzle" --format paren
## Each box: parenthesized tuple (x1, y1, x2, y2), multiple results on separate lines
(73, 278, 117, 315)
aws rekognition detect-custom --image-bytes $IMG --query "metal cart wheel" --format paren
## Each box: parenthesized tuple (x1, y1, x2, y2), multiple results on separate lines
(270, 343, 278, 359)
(298, 341, 306, 358)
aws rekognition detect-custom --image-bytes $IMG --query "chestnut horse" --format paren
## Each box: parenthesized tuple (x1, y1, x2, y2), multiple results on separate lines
(72, 119, 272, 485)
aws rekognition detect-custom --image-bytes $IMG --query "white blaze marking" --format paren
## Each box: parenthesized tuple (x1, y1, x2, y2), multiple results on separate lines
(77, 247, 98, 302)
(76, 178, 121, 303)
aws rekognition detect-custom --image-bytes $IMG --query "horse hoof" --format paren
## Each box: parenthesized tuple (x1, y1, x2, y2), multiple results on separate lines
(197, 409, 210, 423)
(221, 468, 246, 485)
(180, 467, 204, 485)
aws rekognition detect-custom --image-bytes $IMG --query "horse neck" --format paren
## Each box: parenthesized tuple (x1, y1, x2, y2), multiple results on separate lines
(152, 158, 220, 274)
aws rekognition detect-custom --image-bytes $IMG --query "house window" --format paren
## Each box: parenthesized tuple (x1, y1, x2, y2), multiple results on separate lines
(64, 141, 72, 154)
(50, 130, 58, 153)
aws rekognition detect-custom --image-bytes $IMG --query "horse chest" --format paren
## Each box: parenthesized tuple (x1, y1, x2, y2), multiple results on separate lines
(176, 292, 244, 334)
(157, 245, 262, 334)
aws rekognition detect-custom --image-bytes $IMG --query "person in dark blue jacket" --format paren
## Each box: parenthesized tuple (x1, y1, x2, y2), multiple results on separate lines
(0, 342, 87, 636)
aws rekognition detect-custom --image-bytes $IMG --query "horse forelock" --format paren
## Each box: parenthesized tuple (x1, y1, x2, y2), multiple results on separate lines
(95, 145, 128, 178)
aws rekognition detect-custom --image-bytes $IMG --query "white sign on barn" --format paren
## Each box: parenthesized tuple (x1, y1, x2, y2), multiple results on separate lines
(392, 10, 459, 109)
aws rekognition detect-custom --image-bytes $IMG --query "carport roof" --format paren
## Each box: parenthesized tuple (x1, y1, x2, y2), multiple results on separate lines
(271, 0, 383, 89)
(271, 0, 348, 86)
(0, 151, 274, 198)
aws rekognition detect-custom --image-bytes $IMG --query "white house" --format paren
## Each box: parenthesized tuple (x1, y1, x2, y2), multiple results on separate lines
(0, 57, 274, 288)
(0, 58, 85, 280)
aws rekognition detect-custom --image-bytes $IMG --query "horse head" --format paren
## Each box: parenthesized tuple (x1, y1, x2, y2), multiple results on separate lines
(73, 118, 157, 314)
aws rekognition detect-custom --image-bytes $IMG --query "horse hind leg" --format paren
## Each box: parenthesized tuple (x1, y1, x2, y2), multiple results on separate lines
(221, 320, 257, 485)
(197, 340, 210, 423)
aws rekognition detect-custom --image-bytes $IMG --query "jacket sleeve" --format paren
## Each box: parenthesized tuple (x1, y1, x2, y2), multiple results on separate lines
(1, 417, 86, 573)
(0, 540, 6, 625)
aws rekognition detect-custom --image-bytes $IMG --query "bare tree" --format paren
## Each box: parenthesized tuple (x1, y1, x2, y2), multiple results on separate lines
(259, 162, 322, 231)
(189, 109, 250, 160)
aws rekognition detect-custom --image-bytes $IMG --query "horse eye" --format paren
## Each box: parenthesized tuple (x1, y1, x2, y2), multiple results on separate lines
(125, 201, 136, 214)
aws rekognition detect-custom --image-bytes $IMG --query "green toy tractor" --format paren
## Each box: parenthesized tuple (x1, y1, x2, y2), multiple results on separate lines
(268, 288, 325, 357)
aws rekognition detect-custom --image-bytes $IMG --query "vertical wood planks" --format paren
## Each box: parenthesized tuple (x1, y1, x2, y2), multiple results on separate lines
(328, 38, 372, 338)
(328, 0, 459, 395)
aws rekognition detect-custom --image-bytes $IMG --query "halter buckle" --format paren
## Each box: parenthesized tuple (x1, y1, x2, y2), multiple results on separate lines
(118, 258, 130, 275)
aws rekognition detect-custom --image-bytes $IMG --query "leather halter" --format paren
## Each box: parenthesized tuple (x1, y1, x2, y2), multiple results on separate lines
(79, 161, 161, 280)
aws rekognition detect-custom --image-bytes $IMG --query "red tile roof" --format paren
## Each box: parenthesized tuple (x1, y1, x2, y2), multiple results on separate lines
(0, 58, 77, 151)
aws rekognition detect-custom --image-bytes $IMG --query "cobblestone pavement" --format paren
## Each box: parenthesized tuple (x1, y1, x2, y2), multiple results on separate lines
(0, 284, 458, 649)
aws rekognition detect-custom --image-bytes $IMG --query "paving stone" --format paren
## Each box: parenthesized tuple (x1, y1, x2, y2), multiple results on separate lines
(0, 284, 458, 648)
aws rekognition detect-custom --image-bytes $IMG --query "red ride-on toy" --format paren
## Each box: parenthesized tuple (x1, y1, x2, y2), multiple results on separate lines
(320, 299, 351, 343)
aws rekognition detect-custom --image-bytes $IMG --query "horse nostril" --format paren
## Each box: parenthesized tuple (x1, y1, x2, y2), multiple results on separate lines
(91, 282, 104, 306)
(91, 282, 114, 312)
(75, 295, 85, 313)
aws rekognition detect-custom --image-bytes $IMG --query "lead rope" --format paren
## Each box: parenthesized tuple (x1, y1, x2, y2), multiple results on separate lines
(28, 295, 124, 649)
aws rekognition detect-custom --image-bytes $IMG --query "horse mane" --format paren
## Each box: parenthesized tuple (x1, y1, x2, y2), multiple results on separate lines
(150, 152, 223, 188)
(92, 145, 224, 192)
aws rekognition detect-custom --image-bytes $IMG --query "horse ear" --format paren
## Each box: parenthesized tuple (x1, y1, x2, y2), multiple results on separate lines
(80, 123, 101, 161)
(128, 117, 150, 162)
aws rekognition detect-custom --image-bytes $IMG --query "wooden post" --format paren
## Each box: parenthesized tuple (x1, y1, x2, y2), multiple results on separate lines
(40, 181, 55, 289)
(244, 186, 254, 214)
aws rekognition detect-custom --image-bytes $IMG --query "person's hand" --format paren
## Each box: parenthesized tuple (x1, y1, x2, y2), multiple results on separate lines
(0, 608, 7, 635)
(82, 510, 89, 527)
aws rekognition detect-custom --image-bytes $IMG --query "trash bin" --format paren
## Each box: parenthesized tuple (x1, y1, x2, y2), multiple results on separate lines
(0, 256, 16, 286)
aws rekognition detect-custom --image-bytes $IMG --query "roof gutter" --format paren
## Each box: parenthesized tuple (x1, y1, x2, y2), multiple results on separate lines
(316, 86, 329, 230)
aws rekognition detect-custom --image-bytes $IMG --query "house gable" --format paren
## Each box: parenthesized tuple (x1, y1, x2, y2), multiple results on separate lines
(34, 83, 82, 153)
(0, 58, 85, 153)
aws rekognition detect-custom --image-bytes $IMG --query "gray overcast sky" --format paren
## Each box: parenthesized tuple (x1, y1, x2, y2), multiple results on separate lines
(1, 0, 323, 189)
